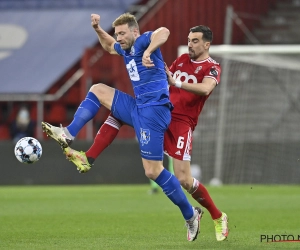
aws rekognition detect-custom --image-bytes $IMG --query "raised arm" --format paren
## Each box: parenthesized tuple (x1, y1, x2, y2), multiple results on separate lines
(142, 27, 170, 67)
(91, 14, 118, 55)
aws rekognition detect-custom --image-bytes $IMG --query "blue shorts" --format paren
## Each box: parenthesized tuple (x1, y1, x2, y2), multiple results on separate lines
(111, 90, 171, 161)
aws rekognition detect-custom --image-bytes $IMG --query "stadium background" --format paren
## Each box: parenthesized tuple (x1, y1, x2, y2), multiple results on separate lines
(0, 0, 299, 185)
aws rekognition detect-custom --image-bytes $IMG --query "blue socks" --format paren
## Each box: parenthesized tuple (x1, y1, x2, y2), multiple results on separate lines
(155, 169, 194, 220)
(67, 92, 100, 137)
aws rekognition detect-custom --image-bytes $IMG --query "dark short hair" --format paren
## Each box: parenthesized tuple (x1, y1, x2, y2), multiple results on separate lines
(190, 25, 213, 43)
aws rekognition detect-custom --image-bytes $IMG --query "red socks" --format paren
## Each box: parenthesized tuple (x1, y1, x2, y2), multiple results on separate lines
(86, 114, 122, 160)
(191, 179, 222, 220)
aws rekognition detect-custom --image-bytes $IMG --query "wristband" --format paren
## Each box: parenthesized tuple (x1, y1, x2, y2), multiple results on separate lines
(175, 80, 182, 88)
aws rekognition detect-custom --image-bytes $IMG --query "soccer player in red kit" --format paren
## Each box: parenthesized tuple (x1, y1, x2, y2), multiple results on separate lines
(64, 25, 228, 241)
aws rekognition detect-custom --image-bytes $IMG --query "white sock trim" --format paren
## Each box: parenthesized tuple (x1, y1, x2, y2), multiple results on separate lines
(63, 127, 75, 140)
(104, 115, 121, 130)
(190, 178, 200, 194)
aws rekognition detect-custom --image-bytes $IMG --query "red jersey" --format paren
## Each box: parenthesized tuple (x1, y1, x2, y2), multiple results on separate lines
(169, 53, 221, 130)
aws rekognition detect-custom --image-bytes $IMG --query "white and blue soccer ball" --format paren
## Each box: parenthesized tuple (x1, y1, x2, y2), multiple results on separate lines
(14, 137, 42, 164)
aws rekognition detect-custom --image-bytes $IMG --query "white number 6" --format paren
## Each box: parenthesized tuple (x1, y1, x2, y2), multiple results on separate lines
(177, 136, 184, 149)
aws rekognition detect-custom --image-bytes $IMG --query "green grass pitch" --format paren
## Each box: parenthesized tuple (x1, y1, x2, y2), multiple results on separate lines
(0, 185, 299, 250)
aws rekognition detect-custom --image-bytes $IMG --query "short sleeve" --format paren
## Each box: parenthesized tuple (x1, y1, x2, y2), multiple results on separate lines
(204, 64, 221, 84)
(114, 43, 124, 56)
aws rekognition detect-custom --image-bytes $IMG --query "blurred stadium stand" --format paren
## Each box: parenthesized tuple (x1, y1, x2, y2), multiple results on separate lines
(0, 0, 149, 140)
(0, 0, 137, 9)
(0, 0, 280, 141)
(2, 0, 299, 185)
(0, 0, 141, 94)
(250, 0, 300, 43)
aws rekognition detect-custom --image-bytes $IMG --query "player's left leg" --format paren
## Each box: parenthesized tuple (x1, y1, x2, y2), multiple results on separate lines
(189, 177, 228, 241)
(149, 179, 159, 194)
(165, 120, 228, 241)
(173, 158, 228, 241)
(149, 155, 174, 194)
(134, 105, 202, 241)
(143, 158, 202, 241)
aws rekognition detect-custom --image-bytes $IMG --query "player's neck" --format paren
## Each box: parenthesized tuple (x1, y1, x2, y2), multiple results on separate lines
(193, 53, 210, 62)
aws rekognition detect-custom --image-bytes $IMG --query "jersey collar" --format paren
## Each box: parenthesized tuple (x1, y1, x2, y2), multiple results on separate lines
(191, 57, 211, 64)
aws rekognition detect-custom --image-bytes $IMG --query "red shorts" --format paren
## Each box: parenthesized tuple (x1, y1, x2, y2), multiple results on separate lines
(164, 119, 193, 161)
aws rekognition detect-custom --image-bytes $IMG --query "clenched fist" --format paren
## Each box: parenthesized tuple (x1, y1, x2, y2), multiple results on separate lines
(91, 14, 100, 29)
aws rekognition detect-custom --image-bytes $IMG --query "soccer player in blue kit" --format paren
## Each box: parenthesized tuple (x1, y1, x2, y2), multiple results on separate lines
(42, 13, 202, 241)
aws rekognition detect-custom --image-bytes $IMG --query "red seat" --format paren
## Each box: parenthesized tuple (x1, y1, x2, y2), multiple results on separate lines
(0, 124, 10, 140)
(30, 104, 37, 121)
(45, 103, 67, 125)
(64, 86, 80, 105)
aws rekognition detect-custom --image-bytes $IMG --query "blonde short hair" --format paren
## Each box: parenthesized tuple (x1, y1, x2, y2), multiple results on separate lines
(112, 12, 139, 30)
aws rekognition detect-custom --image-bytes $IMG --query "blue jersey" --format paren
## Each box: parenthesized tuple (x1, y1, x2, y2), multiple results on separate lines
(114, 31, 170, 108)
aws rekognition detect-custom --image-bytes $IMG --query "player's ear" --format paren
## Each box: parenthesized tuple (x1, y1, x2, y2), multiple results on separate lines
(204, 42, 210, 50)
(133, 27, 139, 37)
(129, 25, 138, 33)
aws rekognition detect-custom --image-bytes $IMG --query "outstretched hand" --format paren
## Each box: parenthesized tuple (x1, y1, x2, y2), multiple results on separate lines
(91, 13, 100, 30)
(164, 62, 175, 86)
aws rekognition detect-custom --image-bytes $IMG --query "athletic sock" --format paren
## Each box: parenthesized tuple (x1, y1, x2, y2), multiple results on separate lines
(150, 156, 174, 190)
(191, 178, 222, 220)
(86, 114, 121, 161)
(155, 168, 194, 220)
(67, 92, 100, 137)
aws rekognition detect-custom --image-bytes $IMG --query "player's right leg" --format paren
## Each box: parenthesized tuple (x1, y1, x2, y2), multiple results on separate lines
(42, 83, 115, 148)
(63, 147, 92, 173)
(85, 114, 122, 163)
(64, 114, 122, 173)
(63, 89, 137, 173)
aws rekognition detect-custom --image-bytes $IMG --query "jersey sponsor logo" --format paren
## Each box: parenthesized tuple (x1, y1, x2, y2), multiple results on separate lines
(209, 66, 219, 77)
(126, 59, 140, 81)
(173, 70, 197, 84)
(140, 128, 150, 146)
(194, 66, 202, 74)
(130, 46, 135, 56)
(178, 63, 183, 67)
(175, 150, 181, 155)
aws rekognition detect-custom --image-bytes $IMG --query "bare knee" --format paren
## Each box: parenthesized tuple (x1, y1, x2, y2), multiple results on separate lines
(177, 174, 192, 191)
(90, 83, 106, 98)
(89, 83, 114, 109)
(173, 159, 194, 191)
(142, 159, 164, 180)
(144, 168, 157, 180)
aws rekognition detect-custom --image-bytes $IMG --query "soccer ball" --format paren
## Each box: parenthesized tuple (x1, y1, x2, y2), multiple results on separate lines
(14, 137, 42, 164)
